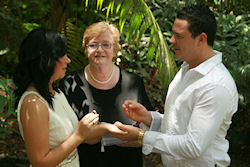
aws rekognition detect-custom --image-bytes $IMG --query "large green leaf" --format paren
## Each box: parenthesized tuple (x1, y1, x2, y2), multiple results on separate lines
(61, 22, 88, 72)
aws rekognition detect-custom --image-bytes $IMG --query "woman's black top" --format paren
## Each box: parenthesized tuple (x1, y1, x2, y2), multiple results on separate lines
(59, 67, 152, 167)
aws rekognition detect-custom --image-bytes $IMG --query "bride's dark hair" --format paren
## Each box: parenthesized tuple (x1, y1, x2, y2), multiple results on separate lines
(13, 27, 67, 108)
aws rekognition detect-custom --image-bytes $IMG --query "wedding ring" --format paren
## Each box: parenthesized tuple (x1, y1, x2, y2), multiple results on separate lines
(91, 110, 97, 114)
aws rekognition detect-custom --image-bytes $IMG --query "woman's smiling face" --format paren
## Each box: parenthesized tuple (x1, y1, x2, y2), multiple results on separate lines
(86, 32, 115, 66)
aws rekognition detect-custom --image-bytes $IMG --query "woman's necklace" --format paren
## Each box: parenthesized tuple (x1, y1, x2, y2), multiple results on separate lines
(87, 65, 115, 84)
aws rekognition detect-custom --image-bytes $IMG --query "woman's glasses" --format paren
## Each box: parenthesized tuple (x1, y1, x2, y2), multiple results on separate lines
(87, 43, 112, 50)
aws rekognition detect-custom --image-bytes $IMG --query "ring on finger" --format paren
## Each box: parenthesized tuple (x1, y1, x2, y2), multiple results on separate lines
(91, 110, 97, 114)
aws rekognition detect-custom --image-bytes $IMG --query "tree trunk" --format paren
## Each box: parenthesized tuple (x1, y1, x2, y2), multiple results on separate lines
(47, 0, 77, 31)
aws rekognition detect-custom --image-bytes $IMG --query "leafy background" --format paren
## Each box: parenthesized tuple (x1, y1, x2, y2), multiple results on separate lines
(0, 0, 249, 166)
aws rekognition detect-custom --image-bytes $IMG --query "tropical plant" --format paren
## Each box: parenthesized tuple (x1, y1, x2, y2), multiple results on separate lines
(214, 11, 250, 103)
(0, 77, 16, 139)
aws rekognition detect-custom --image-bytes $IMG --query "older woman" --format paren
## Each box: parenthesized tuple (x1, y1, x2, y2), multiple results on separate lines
(60, 21, 152, 167)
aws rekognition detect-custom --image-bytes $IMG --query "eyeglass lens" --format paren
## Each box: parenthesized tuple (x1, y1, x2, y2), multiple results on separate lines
(87, 43, 111, 50)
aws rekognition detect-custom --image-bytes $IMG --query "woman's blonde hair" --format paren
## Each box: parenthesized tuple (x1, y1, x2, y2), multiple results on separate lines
(82, 21, 121, 56)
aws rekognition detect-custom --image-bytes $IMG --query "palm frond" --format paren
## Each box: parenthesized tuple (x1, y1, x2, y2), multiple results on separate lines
(61, 22, 88, 72)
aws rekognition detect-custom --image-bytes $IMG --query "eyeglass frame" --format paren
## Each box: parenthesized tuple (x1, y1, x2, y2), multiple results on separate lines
(86, 43, 113, 50)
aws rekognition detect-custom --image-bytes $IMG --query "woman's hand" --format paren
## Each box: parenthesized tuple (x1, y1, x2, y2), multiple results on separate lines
(76, 112, 99, 141)
(101, 122, 127, 135)
(123, 100, 152, 126)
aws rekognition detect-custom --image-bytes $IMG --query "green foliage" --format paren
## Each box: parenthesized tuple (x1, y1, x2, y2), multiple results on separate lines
(216, 0, 250, 15)
(214, 11, 250, 103)
(0, 77, 16, 139)
(0, 0, 52, 76)
(62, 22, 87, 72)
(145, 0, 184, 67)
(69, 0, 107, 29)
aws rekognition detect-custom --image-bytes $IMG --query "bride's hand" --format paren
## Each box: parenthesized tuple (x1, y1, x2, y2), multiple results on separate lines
(101, 122, 128, 135)
(76, 112, 99, 141)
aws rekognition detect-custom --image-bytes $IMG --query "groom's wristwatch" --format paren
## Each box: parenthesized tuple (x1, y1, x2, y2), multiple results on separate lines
(138, 130, 145, 144)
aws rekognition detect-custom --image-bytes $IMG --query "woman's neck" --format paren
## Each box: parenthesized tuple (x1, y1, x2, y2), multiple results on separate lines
(85, 63, 120, 90)
(26, 84, 37, 92)
(88, 63, 115, 83)
(49, 82, 55, 96)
